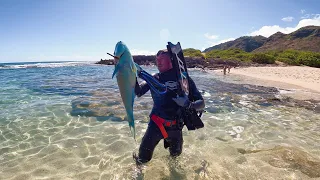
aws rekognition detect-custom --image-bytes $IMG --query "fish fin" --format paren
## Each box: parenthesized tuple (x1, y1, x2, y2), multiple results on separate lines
(130, 62, 137, 74)
(130, 89, 136, 139)
(132, 88, 136, 106)
(112, 64, 119, 79)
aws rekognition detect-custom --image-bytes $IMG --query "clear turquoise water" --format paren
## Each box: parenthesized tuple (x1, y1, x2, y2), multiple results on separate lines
(0, 62, 319, 180)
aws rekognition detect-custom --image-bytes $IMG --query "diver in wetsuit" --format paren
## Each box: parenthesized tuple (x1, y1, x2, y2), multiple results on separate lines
(134, 49, 205, 164)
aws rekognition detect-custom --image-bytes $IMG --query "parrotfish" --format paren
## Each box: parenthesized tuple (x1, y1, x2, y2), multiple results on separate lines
(112, 41, 137, 139)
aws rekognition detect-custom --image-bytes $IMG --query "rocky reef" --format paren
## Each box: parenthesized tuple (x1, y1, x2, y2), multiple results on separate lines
(96, 55, 258, 70)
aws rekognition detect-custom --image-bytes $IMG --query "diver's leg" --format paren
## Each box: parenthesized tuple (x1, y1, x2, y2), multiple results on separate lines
(136, 121, 162, 164)
(168, 130, 183, 157)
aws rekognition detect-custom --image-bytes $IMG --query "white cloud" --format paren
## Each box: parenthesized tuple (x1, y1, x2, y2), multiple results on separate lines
(130, 49, 155, 55)
(204, 33, 219, 40)
(301, 13, 320, 19)
(301, 9, 306, 14)
(297, 15, 320, 26)
(301, 14, 310, 19)
(281, 16, 294, 22)
(249, 25, 295, 37)
(249, 15, 320, 37)
(160, 29, 170, 41)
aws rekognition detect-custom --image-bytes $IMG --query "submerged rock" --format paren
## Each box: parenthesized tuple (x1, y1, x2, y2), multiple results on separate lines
(237, 145, 320, 178)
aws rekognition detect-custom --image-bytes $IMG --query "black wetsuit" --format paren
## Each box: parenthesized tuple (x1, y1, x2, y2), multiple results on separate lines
(135, 68, 203, 163)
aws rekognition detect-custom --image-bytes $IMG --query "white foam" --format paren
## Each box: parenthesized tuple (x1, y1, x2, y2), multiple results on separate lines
(0, 61, 95, 69)
(227, 130, 237, 136)
(234, 134, 242, 141)
(278, 89, 294, 94)
(241, 95, 248, 99)
(232, 126, 244, 134)
(203, 92, 211, 97)
(239, 100, 250, 106)
(209, 116, 223, 120)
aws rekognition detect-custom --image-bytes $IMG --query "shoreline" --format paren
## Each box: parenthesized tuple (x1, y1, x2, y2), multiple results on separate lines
(100, 62, 320, 101)
(216, 66, 320, 101)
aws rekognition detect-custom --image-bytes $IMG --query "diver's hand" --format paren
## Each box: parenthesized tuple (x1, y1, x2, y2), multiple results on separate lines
(135, 64, 144, 79)
(172, 94, 190, 107)
(137, 69, 143, 79)
(113, 57, 119, 65)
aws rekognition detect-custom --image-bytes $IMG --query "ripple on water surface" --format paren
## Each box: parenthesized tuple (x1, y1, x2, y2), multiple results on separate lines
(0, 65, 319, 179)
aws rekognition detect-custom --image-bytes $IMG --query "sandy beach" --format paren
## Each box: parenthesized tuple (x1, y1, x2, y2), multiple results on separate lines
(225, 66, 320, 100)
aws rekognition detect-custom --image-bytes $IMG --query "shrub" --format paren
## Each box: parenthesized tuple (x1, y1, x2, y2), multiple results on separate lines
(183, 48, 205, 58)
(251, 53, 275, 64)
(276, 57, 299, 65)
(203, 48, 319, 68)
(297, 52, 320, 68)
(205, 49, 249, 61)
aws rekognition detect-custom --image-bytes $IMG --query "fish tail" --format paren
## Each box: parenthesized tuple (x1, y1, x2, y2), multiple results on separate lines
(130, 125, 136, 140)
(127, 110, 135, 139)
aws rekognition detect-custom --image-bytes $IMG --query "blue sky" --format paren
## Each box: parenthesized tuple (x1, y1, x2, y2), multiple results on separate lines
(0, 0, 319, 62)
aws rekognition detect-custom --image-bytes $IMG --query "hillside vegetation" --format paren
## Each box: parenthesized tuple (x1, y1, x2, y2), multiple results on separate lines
(183, 48, 320, 68)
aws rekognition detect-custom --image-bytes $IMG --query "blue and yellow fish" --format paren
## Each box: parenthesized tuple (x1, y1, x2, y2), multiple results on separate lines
(112, 41, 137, 139)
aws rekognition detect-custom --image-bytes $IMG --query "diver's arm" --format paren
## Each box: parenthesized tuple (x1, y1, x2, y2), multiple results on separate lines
(172, 94, 205, 111)
(172, 77, 205, 111)
(188, 99, 205, 111)
(135, 72, 160, 97)
(188, 78, 205, 111)
(134, 79, 150, 97)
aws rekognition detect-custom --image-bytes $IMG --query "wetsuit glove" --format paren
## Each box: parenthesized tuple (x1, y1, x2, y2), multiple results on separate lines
(172, 94, 190, 107)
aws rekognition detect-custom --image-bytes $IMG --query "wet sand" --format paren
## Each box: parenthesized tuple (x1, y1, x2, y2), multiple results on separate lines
(223, 66, 320, 101)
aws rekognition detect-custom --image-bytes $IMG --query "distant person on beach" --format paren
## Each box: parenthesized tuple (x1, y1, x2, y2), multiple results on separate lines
(227, 65, 231, 73)
(223, 65, 227, 75)
(133, 49, 205, 164)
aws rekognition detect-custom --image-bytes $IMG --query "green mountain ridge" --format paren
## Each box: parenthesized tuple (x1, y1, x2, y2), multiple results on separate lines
(202, 26, 320, 53)
(203, 35, 267, 53)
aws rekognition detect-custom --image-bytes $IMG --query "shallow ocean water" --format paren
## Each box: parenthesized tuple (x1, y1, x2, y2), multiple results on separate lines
(0, 62, 319, 180)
